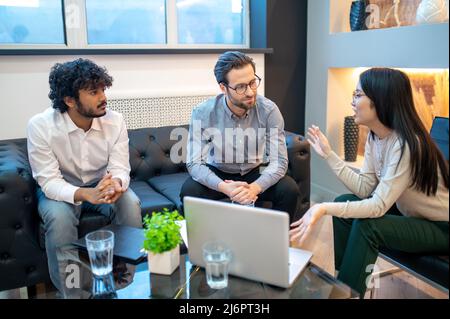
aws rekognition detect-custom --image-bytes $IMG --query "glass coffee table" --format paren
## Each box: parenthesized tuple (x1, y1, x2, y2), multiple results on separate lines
(54, 244, 359, 299)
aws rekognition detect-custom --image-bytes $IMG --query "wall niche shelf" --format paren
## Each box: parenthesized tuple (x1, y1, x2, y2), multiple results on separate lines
(330, 0, 449, 34)
(305, 0, 449, 201)
(327, 67, 449, 160)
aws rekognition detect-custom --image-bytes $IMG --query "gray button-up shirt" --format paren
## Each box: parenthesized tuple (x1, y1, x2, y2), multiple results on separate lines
(186, 94, 288, 193)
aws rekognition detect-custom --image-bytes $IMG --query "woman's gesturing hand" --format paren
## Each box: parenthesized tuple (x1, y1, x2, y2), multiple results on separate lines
(307, 125, 332, 159)
(289, 204, 326, 247)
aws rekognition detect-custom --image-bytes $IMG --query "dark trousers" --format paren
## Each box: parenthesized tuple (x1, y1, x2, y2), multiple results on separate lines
(180, 166, 300, 221)
(333, 194, 449, 297)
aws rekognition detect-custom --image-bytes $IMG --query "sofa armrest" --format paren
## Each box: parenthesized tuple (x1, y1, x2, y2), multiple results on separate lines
(0, 139, 49, 290)
(285, 131, 311, 220)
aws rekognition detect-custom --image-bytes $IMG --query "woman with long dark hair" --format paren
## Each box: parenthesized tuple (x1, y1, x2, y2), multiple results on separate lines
(289, 68, 449, 297)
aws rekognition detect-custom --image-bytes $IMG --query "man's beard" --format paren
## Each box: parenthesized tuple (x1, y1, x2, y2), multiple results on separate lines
(227, 94, 256, 111)
(75, 100, 107, 118)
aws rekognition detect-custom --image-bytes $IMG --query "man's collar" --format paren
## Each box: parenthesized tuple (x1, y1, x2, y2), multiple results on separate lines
(90, 117, 102, 131)
(62, 111, 102, 132)
(62, 111, 79, 133)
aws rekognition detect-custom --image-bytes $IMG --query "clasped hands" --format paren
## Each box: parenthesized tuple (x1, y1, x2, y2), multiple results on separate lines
(218, 180, 261, 205)
(75, 173, 125, 205)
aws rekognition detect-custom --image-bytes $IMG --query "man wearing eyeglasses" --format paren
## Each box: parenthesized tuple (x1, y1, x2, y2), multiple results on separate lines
(181, 51, 299, 219)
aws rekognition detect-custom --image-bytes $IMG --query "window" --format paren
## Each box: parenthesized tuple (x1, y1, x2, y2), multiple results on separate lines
(0, 0, 250, 49)
(86, 0, 166, 44)
(176, 0, 246, 45)
(0, 0, 65, 44)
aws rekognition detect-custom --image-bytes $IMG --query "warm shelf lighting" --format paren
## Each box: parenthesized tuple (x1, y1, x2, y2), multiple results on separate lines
(352, 67, 449, 78)
(397, 68, 450, 74)
(347, 66, 449, 132)
(352, 67, 370, 79)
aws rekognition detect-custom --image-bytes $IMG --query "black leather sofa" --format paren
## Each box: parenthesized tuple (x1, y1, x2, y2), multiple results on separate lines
(0, 124, 310, 291)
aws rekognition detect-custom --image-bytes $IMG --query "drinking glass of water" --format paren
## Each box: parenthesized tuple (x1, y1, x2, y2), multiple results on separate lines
(85, 230, 114, 276)
(85, 230, 116, 298)
(202, 241, 232, 289)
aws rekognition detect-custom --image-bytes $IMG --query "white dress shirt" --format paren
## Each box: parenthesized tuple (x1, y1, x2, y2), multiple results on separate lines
(27, 107, 131, 204)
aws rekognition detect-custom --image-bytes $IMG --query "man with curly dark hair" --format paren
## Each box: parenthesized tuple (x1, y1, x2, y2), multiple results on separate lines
(26, 58, 142, 292)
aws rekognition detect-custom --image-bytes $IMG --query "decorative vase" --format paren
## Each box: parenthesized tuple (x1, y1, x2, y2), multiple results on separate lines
(416, 0, 448, 24)
(350, 0, 369, 31)
(344, 116, 359, 162)
(147, 245, 180, 275)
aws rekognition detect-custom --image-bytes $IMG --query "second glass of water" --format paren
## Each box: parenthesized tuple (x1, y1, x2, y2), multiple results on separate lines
(202, 241, 232, 289)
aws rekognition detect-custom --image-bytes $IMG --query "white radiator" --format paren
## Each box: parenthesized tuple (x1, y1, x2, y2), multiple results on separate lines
(108, 95, 214, 129)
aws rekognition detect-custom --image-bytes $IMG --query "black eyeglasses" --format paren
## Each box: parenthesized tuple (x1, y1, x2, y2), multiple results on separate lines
(224, 75, 261, 95)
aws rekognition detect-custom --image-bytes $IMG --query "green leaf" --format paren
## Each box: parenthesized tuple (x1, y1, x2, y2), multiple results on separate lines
(142, 208, 184, 254)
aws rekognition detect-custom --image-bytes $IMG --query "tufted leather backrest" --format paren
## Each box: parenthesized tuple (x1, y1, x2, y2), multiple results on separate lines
(0, 139, 49, 290)
(128, 125, 188, 182)
(0, 126, 310, 196)
(285, 132, 311, 219)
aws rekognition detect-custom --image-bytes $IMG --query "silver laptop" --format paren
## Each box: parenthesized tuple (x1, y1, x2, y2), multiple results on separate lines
(183, 196, 313, 288)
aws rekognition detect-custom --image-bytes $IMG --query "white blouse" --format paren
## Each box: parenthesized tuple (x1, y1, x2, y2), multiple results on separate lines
(323, 132, 449, 221)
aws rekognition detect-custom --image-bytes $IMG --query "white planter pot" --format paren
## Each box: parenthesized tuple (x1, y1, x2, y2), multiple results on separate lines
(147, 245, 180, 275)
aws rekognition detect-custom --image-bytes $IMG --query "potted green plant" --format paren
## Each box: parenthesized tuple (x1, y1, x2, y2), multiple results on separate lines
(143, 208, 184, 275)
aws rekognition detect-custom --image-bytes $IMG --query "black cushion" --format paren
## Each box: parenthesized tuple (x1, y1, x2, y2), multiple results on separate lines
(430, 116, 449, 160)
(148, 173, 190, 212)
(130, 181, 176, 217)
(0, 226, 49, 291)
(380, 248, 449, 290)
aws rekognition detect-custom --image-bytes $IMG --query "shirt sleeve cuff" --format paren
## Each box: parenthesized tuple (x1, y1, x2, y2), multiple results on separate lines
(60, 185, 81, 205)
(254, 176, 271, 193)
(209, 175, 224, 192)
